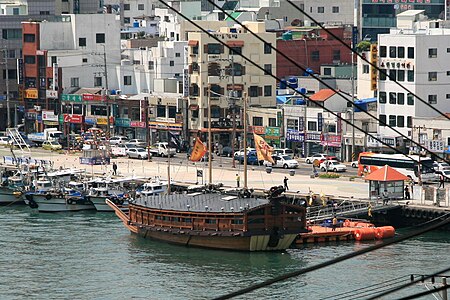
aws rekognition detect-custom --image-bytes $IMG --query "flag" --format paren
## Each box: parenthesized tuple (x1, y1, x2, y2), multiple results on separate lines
(190, 138, 207, 162)
(168, 131, 181, 149)
(253, 133, 274, 164)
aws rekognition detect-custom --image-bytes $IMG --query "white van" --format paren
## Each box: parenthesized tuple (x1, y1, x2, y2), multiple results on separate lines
(273, 148, 294, 157)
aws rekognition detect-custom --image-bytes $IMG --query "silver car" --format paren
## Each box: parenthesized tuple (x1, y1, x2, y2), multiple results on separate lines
(126, 147, 149, 159)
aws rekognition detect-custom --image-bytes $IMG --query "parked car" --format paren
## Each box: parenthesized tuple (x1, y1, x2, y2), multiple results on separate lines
(351, 161, 359, 168)
(42, 140, 62, 151)
(263, 155, 299, 169)
(109, 136, 129, 145)
(149, 142, 176, 157)
(433, 161, 450, 172)
(220, 146, 233, 157)
(273, 148, 294, 157)
(126, 147, 150, 159)
(128, 139, 147, 147)
(235, 151, 262, 165)
(234, 148, 256, 157)
(320, 160, 347, 172)
(0, 136, 11, 146)
(440, 169, 450, 181)
(111, 144, 129, 157)
(305, 153, 327, 164)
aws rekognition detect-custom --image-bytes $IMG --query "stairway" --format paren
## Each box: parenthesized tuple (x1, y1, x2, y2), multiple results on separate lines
(7, 128, 30, 153)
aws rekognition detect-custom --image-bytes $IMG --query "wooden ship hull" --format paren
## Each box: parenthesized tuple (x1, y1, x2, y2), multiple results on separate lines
(107, 187, 308, 252)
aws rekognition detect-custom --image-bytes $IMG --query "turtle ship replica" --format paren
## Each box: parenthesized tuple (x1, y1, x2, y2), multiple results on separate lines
(107, 185, 308, 251)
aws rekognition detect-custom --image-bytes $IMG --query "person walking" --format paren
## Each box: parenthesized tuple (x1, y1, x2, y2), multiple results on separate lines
(439, 173, 445, 188)
(283, 176, 289, 190)
(404, 186, 410, 200)
(236, 174, 240, 188)
(112, 162, 118, 176)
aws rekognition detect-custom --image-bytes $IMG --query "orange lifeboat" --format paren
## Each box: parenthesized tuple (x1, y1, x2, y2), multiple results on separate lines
(375, 226, 395, 240)
(353, 228, 376, 241)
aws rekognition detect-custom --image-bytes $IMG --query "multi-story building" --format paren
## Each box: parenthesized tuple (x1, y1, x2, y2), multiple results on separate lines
(377, 10, 450, 141)
(187, 22, 277, 147)
(21, 13, 121, 133)
(105, 0, 155, 27)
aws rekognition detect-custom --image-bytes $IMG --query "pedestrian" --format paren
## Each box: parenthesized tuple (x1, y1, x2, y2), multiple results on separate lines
(294, 147, 299, 158)
(439, 173, 445, 188)
(404, 185, 410, 200)
(331, 216, 337, 231)
(283, 176, 289, 190)
(236, 174, 240, 188)
(382, 189, 389, 205)
(112, 162, 118, 176)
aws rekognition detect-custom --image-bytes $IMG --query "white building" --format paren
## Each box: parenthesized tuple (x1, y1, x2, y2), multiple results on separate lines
(377, 10, 450, 139)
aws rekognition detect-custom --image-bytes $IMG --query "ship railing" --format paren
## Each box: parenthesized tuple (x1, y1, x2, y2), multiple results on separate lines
(306, 201, 375, 223)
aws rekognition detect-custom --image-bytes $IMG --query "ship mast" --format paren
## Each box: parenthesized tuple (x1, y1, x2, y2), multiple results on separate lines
(208, 86, 212, 185)
(243, 92, 248, 189)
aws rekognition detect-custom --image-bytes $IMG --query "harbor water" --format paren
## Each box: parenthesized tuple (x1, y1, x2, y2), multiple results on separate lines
(1, 206, 449, 300)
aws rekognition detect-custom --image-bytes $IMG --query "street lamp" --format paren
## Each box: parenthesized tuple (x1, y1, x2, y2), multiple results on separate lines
(413, 124, 426, 185)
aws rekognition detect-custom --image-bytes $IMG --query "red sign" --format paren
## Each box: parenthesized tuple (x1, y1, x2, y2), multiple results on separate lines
(250, 126, 265, 135)
(130, 121, 146, 128)
(82, 94, 104, 101)
(64, 114, 83, 124)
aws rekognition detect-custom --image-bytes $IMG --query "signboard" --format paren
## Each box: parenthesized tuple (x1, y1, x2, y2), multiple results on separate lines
(306, 132, 321, 141)
(370, 44, 378, 91)
(250, 126, 265, 135)
(46, 90, 58, 99)
(85, 116, 97, 125)
(320, 134, 342, 147)
(352, 26, 358, 49)
(130, 121, 146, 128)
(317, 113, 323, 132)
(97, 116, 114, 125)
(42, 110, 58, 121)
(366, 134, 395, 147)
(25, 89, 38, 99)
(299, 116, 304, 131)
(52, 63, 58, 90)
(265, 127, 280, 138)
(80, 157, 110, 165)
(83, 94, 104, 101)
(115, 118, 131, 127)
(425, 140, 444, 152)
(286, 130, 304, 142)
(61, 94, 82, 102)
(64, 114, 83, 124)
(17, 58, 23, 84)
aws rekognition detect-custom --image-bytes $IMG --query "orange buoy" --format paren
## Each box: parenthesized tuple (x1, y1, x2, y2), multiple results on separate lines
(353, 228, 376, 241)
(375, 226, 395, 239)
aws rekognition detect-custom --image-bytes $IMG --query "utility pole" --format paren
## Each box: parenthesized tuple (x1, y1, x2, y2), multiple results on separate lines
(3, 49, 11, 128)
(145, 97, 152, 161)
(303, 100, 308, 158)
(228, 56, 236, 168)
(102, 45, 111, 138)
(351, 48, 355, 163)
(208, 85, 212, 185)
(243, 92, 248, 189)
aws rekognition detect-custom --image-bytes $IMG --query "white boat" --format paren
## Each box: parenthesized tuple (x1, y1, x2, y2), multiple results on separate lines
(88, 177, 134, 212)
(136, 177, 168, 197)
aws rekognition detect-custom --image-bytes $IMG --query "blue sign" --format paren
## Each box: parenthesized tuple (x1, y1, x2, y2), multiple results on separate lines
(352, 26, 358, 49)
(317, 113, 323, 132)
(299, 117, 304, 131)
(286, 130, 304, 142)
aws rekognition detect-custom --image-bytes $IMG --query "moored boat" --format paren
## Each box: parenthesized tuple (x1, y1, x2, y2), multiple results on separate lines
(108, 185, 308, 251)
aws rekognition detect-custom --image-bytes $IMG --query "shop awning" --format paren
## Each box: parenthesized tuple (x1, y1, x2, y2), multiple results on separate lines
(188, 40, 199, 46)
(226, 40, 244, 47)
(189, 104, 199, 110)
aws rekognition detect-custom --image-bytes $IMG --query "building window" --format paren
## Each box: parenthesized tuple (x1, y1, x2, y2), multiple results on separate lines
(397, 70, 405, 81)
(333, 50, 340, 61)
(397, 116, 404, 127)
(269, 118, 276, 127)
(397, 46, 405, 58)
(229, 47, 242, 55)
(311, 51, 320, 61)
(428, 95, 437, 104)
(397, 93, 405, 105)
(206, 43, 222, 54)
(2, 29, 21, 40)
(168, 106, 177, 118)
(428, 72, 437, 81)
(389, 92, 396, 104)
(94, 77, 102, 87)
(253, 117, 263, 126)
(124, 75, 132, 85)
(389, 69, 396, 81)
(208, 62, 221, 76)
(149, 61, 154, 70)
(379, 69, 387, 81)
(24, 55, 36, 64)
(379, 92, 386, 103)
(175, 52, 180, 57)
(13, 8, 19, 15)
(379, 114, 386, 126)
(407, 116, 412, 128)
(332, 6, 339, 13)
(389, 115, 396, 127)
(79, 37, 86, 47)
(264, 85, 272, 97)
(363, 65, 369, 74)
(407, 47, 414, 58)
(407, 93, 414, 105)
(389, 46, 396, 58)
(407, 70, 414, 82)
(317, 7, 324, 13)
(124, 4, 130, 10)
(138, 4, 144, 10)
(191, 84, 199, 96)
(446, 94, 450, 99)
(226, 63, 243, 76)
(82, 58, 87, 63)
(96, 33, 105, 43)
(323, 68, 332, 76)
(24, 34, 35, 43)
(308, 121, 317, 131)
(124, 17, 130, 24)
(264, 64, 272, 75)
(70, 77, 79, 87)
(249, 86, 259, 97)
(264, 43, 271, 54)
(380, 46, 387, 57)
(428, 48, 437, 58)
(447, 48, 450, 53)
(192, 46, 198, 54)
(157, 105, 166, 117)
(169, 61, 174, 67)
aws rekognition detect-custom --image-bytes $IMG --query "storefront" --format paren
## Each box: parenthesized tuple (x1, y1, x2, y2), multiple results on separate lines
(42, 110, 59, 129)
(130, 121, 147, 140)
(59, 113, 84, 134)
(286, 129, 304, 156)
(114, 118, 133, 139)
(150, 121, 182, 144)
(321, 134, 342, 158)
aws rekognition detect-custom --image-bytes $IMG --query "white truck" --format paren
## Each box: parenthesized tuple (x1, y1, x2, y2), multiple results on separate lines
(28, 128, 64, 144)
(149, 142, 176, 157)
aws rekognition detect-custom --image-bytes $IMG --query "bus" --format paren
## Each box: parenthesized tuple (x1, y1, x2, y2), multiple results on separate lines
(358, 152, 436, 183)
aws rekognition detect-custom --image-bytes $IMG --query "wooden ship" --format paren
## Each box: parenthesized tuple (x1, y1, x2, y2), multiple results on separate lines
(107, 186, 308, 251)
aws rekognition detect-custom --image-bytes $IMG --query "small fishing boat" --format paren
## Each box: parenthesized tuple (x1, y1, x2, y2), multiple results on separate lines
(135, 177, 168, 197)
